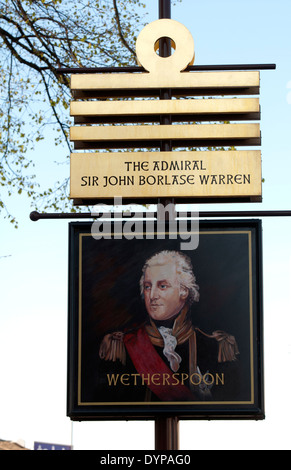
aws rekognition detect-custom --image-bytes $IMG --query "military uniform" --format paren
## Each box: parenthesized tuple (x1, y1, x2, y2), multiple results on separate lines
(96, 307, 240, 403)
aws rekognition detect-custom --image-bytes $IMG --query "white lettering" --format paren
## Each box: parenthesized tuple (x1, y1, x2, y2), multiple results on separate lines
(91, 197, 200, 251)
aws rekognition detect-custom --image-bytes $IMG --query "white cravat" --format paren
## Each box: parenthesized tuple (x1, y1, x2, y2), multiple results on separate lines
(158, 326, 182, 372)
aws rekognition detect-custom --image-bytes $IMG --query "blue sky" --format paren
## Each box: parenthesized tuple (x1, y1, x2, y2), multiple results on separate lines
(0, 0, 291, 450)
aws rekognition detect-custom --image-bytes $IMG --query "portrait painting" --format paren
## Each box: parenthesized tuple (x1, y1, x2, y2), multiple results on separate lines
(67, 219, 264, 420)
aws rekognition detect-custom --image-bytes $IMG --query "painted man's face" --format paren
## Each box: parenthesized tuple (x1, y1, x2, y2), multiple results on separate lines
(143, 261, 188, 321)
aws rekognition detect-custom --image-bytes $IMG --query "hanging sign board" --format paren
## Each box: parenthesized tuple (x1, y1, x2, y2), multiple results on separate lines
(67, 219, 264, 420)
(69, 19, 262, 204)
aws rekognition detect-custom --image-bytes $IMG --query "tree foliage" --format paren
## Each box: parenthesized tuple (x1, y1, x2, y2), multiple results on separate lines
(0, 0, 147, 225)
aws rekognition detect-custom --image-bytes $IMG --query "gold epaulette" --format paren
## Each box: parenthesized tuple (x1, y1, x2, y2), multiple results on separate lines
(99, 331, 126, 365)
(196, 328, 239, 363)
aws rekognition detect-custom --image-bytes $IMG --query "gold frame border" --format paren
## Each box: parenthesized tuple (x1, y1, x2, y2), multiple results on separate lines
(77, 230, 255, 406)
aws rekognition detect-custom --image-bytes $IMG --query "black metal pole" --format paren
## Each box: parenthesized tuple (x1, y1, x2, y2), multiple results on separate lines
(29, 210, 291, 221)
(56, 64, 276, 74)
(155, 416, 179, 451)
(159, 0, 172, 150)
(159, 0, 171, 19)
(156, 0, 179, 452)
(158, 0, 174, 216)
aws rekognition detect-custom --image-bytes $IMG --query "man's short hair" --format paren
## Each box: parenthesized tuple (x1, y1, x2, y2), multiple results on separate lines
(140, 250, 200, 305)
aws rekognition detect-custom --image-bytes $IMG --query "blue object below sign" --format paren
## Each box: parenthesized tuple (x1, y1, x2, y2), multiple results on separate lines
(34, 441, 71, 450)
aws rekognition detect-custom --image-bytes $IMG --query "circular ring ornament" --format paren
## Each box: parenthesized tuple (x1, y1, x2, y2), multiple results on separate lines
(136, 19, 195, 74)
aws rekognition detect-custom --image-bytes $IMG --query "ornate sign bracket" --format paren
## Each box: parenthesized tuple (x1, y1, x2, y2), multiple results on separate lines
(31, 1, 277, 220)
(67, 4, 268, 206)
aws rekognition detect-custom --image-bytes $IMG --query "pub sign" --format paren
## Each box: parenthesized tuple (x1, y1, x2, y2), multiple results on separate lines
(67, 219, 264, 420)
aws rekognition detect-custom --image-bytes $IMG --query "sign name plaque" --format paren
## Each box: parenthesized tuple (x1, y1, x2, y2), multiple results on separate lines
(70, 150, 261, 200)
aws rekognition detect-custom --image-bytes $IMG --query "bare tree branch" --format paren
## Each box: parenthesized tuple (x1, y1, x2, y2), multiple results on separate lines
(0, 0, 147, 225)
(113, 0, 136, 58)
